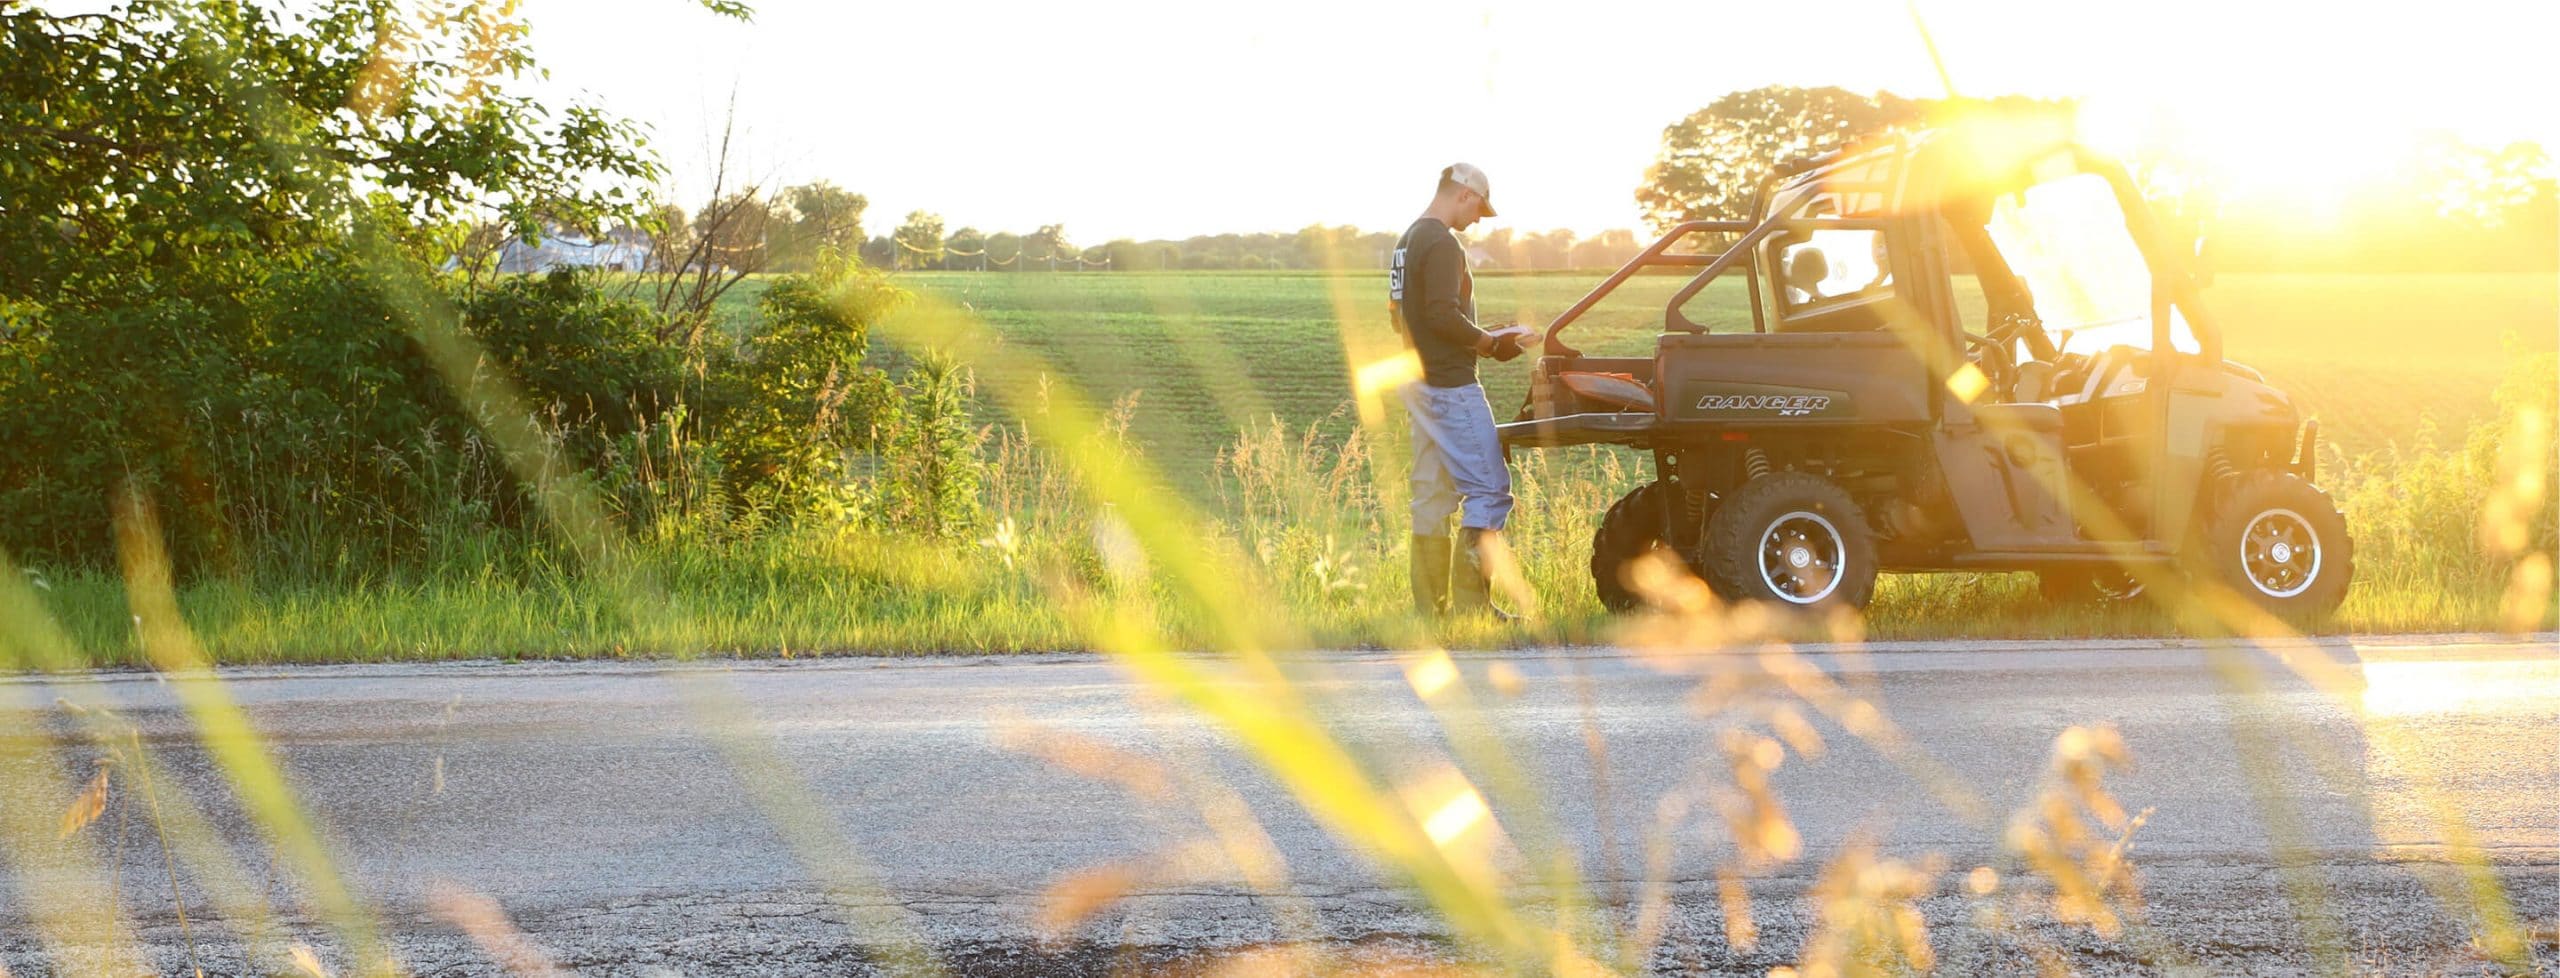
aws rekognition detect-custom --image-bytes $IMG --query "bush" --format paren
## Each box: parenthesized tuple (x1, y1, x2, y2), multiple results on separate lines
(460, 269, 689, 464)
(871, 351, 987, 540)
(2330, 351, 2558, 610)
(0, 253, 934, 577)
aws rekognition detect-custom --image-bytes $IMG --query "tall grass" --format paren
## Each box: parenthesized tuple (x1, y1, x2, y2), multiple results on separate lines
(18, 353, 2552, 666)
(6, 299, 2547, 978)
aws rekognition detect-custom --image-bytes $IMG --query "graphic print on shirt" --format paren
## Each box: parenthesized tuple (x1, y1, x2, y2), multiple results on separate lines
(1388, 247, 1406, 301)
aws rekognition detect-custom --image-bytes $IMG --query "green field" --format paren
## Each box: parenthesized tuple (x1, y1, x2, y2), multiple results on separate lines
(23, 269, 2544, 666)
(720, 270, 2557, 489)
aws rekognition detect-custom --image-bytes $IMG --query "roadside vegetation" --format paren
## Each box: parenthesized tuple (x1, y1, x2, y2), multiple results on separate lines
(17, 264, 2554, 664)
(10, 267, 2559, 665)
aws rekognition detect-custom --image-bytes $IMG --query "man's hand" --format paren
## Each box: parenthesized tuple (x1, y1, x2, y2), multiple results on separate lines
(1479, 324, 1535, 362)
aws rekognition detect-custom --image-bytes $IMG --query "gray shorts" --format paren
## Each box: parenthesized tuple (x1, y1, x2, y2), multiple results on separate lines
(1402, 381, 1513, 532)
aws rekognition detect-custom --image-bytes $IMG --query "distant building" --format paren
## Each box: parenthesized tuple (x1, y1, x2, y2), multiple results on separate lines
(494, 226, 657, 273)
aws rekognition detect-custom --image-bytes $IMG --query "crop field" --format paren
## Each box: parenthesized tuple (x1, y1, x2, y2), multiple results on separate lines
(719, 270, 2557, 490)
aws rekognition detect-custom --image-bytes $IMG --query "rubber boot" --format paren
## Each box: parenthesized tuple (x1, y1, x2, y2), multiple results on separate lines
(1410, 534, 1453, 619)
(1451, 527, 1518, 622)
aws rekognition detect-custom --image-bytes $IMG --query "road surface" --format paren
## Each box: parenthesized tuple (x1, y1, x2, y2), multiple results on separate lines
(2, 636, 2554, 976)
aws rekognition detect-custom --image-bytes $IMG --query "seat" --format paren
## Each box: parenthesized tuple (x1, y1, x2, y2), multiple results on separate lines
(1521, 356, 1656, 421)
(2013, 359, 2058, 403)
(1968, 402, 2063, 434)
(1557, 371, 1656, 412)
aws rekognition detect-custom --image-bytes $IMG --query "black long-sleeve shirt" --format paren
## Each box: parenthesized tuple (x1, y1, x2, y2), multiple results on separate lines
(1389, 217, 1489, 388)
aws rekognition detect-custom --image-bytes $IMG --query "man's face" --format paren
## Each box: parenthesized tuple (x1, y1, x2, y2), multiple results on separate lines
(1448, 188, 1486, 231)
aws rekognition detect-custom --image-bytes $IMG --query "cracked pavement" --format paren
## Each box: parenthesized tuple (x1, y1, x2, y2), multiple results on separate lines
(2, 636, 2554, 975)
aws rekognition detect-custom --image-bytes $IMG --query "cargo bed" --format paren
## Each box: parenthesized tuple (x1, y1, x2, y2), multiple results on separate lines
(1497, 411, 1658, 448)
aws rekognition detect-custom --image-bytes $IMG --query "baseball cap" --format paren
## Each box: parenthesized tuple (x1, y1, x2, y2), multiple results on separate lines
(1444, 162, 1497, 218)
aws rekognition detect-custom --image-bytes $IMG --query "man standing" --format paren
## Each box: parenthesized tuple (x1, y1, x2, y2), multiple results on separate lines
(1389, 163, 1531, 619)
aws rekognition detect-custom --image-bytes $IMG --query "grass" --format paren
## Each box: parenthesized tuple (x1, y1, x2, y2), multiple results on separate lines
(11, 277, 2548, 978)
(14, 269, 2555, 665)
(718, 269, 2557, 494)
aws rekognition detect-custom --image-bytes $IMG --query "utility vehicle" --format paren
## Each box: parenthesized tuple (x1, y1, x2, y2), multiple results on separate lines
(1503, 124, 2351, 618)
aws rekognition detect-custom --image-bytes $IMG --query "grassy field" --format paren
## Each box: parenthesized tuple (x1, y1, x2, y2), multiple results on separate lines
(18, 270, 2551, 665)
(718, 270, 2556, 493)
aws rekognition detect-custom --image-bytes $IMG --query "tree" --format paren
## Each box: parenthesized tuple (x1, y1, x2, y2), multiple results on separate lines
(1293, 224, 1365, 269)
(1635, 86, 1922, 231)
(859, 235, 896, 268)
(773, 180, 868, 272)
(1101, 238, 1169, 270)
(985, 232, 1023, 271)
(893, 211, 946, 270)
(1570, 229, 1641, 270)
(1473, 228, 1518, 270)
(944, 227, 988, 269)
(0, 0, 721, 566)
(2420, 138, 2558, 228)
(692, 191, 777, 273)
(1, 1, 666, 294)
(645, 202, 693, 274)
(1024, 224, 1071, 268)
(1519, 229, 1578, 270)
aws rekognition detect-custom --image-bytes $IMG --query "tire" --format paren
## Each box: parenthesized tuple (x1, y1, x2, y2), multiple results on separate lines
(1590, 482, 1703, 612)
(1701, 472, 1878, 611)
(2195, 472, 2354, 620)
(2036, 566, 2153, 604)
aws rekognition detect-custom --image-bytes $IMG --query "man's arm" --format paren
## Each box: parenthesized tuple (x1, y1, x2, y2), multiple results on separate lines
(1412, 234, 1496, 354)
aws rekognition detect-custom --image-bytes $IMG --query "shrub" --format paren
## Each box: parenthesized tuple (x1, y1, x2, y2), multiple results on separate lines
(0, 255, 929, 576)
(2327, 351, 2555, 615)
(696, 260, 899, 516)
(872, 351, 988, 540)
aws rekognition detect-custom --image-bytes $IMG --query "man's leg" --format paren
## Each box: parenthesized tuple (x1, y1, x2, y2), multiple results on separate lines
(1405, 386, 1464, 618)
(1430, 384, 1517, 617)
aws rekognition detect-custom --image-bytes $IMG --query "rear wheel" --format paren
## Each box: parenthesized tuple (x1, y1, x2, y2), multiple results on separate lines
(2197, 472, 2354, 620)
(1591, 482, 1702, 612)
(1701, 473, 1877, 611)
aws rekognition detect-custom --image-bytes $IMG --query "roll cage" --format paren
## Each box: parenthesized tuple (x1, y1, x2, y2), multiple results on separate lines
(1538, 132, 2224, 373)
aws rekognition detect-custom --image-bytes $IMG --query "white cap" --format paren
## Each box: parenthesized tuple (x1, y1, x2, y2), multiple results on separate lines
(1444, 162, 1497, 218)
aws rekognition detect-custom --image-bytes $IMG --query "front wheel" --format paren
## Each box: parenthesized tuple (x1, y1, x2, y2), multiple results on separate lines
(2197, 472, 2354, 620)
(1701, 473, 1878, 611)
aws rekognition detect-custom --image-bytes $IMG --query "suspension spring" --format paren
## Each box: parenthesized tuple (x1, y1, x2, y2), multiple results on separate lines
(2207, 451, 2241, 497)
(1743, 448, 1772, 482)
(1682, 484, 1711, 539)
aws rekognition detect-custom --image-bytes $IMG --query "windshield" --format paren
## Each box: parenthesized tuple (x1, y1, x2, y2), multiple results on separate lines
(1984, 172, 2197, 356)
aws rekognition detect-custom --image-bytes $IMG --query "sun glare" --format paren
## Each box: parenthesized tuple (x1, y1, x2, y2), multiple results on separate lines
(2072, 94, 2426, 221)
(2359, 656, 2560, 719)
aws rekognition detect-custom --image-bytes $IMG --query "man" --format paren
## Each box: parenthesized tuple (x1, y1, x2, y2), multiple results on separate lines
(1388, 162, 1531, 619)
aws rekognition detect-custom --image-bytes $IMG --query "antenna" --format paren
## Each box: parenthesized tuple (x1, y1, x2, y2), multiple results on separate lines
(1905, 0, 1961, 99)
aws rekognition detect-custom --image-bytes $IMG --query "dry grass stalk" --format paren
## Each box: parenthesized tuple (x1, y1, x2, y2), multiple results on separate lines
(1037, 863, 1144, 938)
(59, 761, 110, 839)
(1795, 839, 1941, 978)
(992, 717, 1177, 803)
(288, 943, 330, 978)
(430, 885, 570, 978)
(2004, 724, 2151, 936)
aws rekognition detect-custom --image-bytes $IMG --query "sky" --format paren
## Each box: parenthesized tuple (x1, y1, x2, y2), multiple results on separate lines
(520, 0, 2560, 242)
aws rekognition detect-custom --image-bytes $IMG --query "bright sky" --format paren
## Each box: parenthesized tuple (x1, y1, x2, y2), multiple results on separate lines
(522, 0, 2560, 242)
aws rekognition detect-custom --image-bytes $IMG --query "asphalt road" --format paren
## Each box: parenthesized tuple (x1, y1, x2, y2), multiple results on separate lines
(2, 636, 2554, 976)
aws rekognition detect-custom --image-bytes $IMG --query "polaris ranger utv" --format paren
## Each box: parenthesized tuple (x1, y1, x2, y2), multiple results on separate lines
(1504, 126, 2351, 618)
